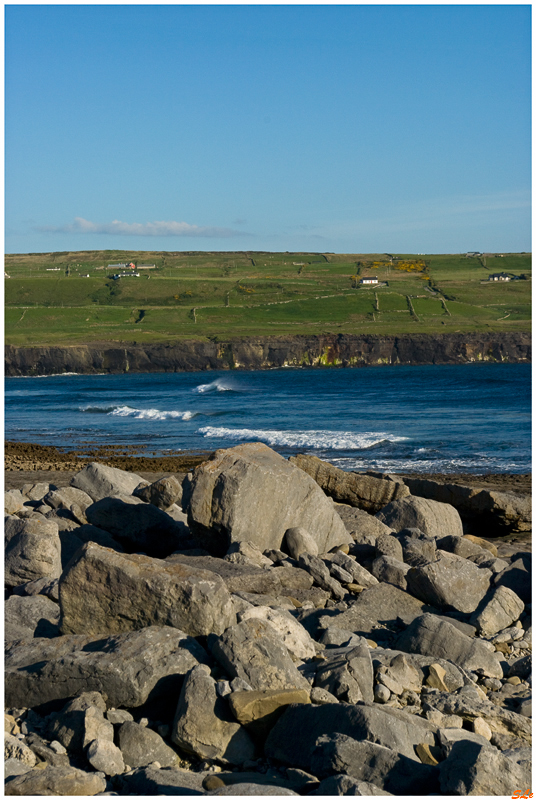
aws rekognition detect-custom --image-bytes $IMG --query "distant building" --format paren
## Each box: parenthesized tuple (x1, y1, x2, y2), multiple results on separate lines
(360, 276, 379, 285)
(465, 252, 482, 257)
(488, 273, 510, 281)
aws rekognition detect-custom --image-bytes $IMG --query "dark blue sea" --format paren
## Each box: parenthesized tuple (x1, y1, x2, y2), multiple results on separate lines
(4, 364, 531, 474)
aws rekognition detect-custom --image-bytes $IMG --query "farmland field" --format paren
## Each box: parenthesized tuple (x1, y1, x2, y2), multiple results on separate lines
(4, 250, 531, 345)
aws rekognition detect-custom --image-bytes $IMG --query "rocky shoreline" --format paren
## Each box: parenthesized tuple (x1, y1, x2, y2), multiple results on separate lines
(4, 331, 531, 375)
(4, 444, 532, 796)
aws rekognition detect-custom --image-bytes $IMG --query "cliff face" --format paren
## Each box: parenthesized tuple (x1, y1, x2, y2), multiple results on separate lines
(4, 333, 531, 376)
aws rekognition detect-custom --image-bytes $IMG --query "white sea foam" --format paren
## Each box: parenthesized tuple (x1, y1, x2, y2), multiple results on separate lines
(197, 426, 408, 450)
(108, 406, 196, 421)
(193, 379, 238, 394)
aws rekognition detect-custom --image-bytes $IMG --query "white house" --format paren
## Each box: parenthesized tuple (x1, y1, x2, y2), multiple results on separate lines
(360, 276, 379, 285)
(488, 273, 510, 281)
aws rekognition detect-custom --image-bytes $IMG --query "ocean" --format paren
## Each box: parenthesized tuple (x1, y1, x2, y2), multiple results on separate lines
(4, 363, 531, 474)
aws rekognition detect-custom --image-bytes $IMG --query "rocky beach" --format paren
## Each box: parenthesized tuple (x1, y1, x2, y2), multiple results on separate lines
(4, 442, 532, 796)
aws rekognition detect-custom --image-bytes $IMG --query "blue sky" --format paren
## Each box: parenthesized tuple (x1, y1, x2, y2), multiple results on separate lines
(5, 4, 531, 254)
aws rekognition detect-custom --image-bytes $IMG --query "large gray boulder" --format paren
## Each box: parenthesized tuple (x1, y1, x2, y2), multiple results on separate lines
(59, 542, 236, 637)
(117, 721, 181, 769)
(311, 734, 439, 794)
(186, 443, 351, 556)
(336, 504, 394, 538)
(86, 495, 189, 558)
(314, 639, 374, 704)
(5, 626, 208, 709)
(133, 474, 183, 510)
(427, 690, 532, 743)
(70, 461, 144, 501)
(43, 486, 93, 512)
(238, 606, 317, 662)
(439, 740, 531, 795)
(376, 496, 463, 539)
(211, 618, 311, 692)
(5, 765, 107, 796)
(5, 516, 62, 587)
(494, 555, 531, 604)
(5, 489, 25, 515)
(470, 585, 525, 636)
(265, 703, 435, 770)
(289, 454, 409, 513)
(4, 594, 60, 641)
(405, 552, 492, 613)
(171, 665, 256, 764)
(396, 613, 503, 678)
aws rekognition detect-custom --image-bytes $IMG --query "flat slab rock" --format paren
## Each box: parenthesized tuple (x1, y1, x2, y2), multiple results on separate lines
(59, 542, 236, 637)
(5, 625, 208, 709)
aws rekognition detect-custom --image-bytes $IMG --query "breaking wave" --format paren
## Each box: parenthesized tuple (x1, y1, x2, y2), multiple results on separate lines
(197, 426, 408, 450)
(193, 379, 239, 394)
(81, 404, 196, 421)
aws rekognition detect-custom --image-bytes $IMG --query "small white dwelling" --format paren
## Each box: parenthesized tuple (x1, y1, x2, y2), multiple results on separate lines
(488, 273, 510, 282)
(360, 276, 379, 285)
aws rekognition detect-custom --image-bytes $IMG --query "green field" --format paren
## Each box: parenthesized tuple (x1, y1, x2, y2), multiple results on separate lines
(4, 250, 531, 345)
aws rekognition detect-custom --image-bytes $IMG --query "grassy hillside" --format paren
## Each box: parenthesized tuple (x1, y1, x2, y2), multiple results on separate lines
(4, 250, 531, 345)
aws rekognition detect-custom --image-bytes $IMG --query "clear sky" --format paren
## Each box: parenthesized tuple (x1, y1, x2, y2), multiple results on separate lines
(5, 3, 531, 255)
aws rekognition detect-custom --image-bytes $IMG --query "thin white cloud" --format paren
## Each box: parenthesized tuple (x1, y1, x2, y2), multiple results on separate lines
(36, 217, 248, 238)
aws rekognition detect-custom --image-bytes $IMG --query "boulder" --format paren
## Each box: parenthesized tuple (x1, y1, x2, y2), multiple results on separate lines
(133, 474, 182, 509)
(5, 765, 107, 796)
(314, 639, 374, 704)
(85, 495, 189, 558)
(289, 454, 409, 513)
(237, 606, 317, 661)
(211, 618, 311, 692)
(21, 482, 55, 502)
(46, 692, 113, 752)
(225, 541, 274, 568)
(427, 690, 532, 743)
(118, 721, 181, 768)
(396, 613, 504, 679)
(336, 504, 394, 538)
(265, 703, 435, 770)
(396, 529, 437, 566)
(5, 489, 25, 515)
(70, 461, 143, 501)
(471, 585, 525, 636)
(371, 555, 410, 589)
(171, 665, 255, 764)
(86, 737, 125, 776)
(405, 551, 492, 613)
(59, 542, 236, 637)
(186, 443, 351, 556)
(322, 551, 378, 588)
(376, 496, 463, 539)
(5, 516, 62, 587)
(4, 594, 60, 641)
(298, 553, 346, 600)
(282, 527, 319, 559)
(5, 625, 208, 709)
(43, 486, 93, 512)
(310, 775, 393, 796)
(4, 733, 37, 767)
(311, 733, 439, 794)
(494, 555, 531, 604)
(439, 740, 531, 795)
(228, 689, 310, 739)
(318, 582, 430, 640)
(114, 766, 209, 795)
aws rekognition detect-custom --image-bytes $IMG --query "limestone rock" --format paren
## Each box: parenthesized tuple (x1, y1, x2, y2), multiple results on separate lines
(311, 733, 439, 794)
(494, 555, 531, 604)
(238, 606, 317, 661)
(376, 496, 463, 539)
(5, 626, 207, 709)
(211, 618, 311, 692)
(5, 765, 107, 796)
(396, 529, 437, 567)
(5, 490, 25, 515)
(323, 550, 378, 588)
(224, 541, 274, 568)
(5, 516, 62, 587)
(298, 553, 346, 600)
(396, 614, 503, 678)
(4, 733, 37, 767)
(118, 721, 181, 769)
(86, 495, 189, 558)
(70, 461, 143, 501)
(314, 639, 374, 704)
(439, 740, 531, 795)
(44, 486, 93, 513)
(406, 551, 492, 613)
(186, 443, 351, 556)
(310, 774, 394, 796)
(283, 527, 319, 559)
(133, 474, 182, 509)
(228, 689, 310, 738)
(336, 504, 394, 538)
(5, 594, 60, 641)
(289, 454, 409, 513)
(471, 585, 525, 636)
(371, 555, 410, 589)
(86, 737, 125, 776)
(59, 542, 235, 637)
(171, 665, 255, 764)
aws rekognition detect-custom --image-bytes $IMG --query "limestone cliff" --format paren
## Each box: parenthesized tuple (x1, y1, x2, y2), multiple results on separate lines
(4, 332, 531, 376)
